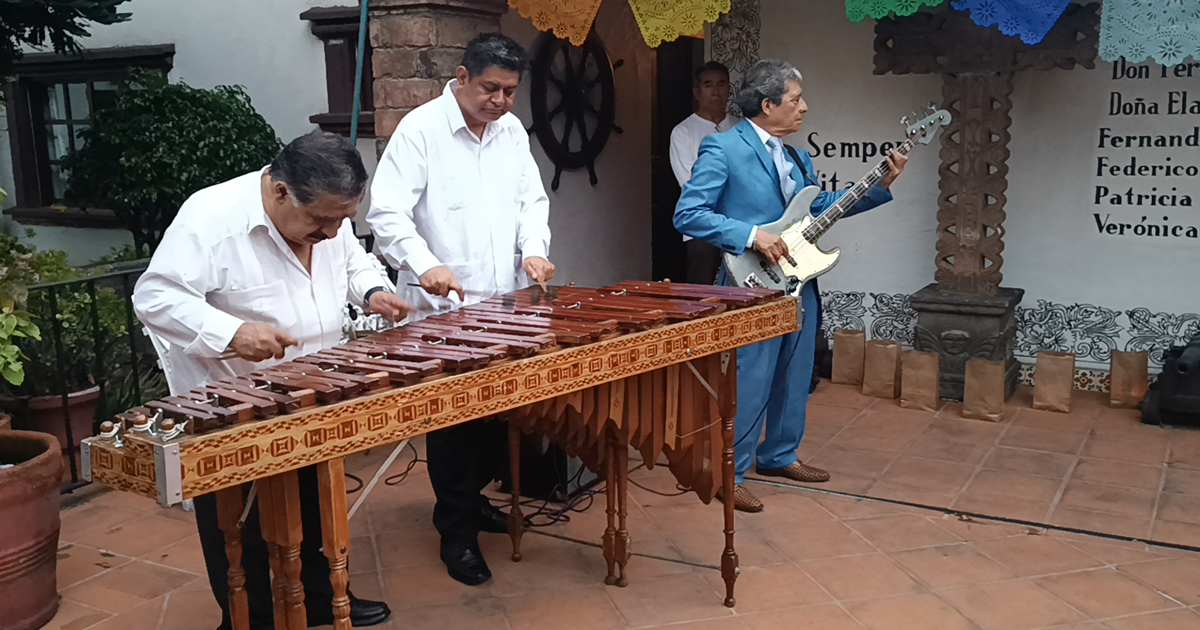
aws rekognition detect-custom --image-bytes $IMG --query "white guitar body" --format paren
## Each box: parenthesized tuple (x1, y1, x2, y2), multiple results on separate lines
(722, 185, 839, 297)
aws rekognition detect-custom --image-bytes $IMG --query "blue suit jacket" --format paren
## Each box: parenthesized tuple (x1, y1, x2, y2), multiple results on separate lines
(673, 118, 893, 255)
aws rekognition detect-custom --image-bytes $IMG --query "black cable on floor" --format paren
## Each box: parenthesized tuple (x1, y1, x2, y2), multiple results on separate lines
(345, 472, 364, 494)
(383, 441, 425, 486)
(746, 476, 1200, 555)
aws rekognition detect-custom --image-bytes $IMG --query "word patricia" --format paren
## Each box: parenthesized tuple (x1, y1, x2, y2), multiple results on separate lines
(1093, 214, 1199, 238)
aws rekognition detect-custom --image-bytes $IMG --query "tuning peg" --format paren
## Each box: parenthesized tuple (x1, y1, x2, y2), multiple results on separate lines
(900, 115, 910, 125)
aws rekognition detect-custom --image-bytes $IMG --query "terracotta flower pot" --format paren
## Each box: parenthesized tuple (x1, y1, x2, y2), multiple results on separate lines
(1, 386, 101, 481)
(0, 430, 64, 630)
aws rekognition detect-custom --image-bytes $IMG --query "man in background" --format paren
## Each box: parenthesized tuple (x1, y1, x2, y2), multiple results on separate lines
(669, 61, 736, 285)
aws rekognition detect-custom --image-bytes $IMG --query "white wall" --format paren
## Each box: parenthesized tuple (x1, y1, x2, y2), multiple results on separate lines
(501, 1, 653, 287)
(0, 0, 378, 264)
(756, 0, 1200, 368)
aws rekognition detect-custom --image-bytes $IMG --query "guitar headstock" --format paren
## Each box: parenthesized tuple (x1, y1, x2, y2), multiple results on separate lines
(900, 103, 952, 145)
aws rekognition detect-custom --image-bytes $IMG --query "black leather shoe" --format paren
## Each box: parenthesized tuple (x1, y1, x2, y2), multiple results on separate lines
(307, 595, 392, 628)
(440, 541, 492, 586)
(480, 502, 509, 535)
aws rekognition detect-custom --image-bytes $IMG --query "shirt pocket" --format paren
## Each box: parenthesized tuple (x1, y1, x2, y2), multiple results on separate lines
(435, 174, 469, 211)
(223, 281, 299, 333)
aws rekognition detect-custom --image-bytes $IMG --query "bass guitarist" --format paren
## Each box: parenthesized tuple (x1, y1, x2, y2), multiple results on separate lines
(673, 59, 907, 512)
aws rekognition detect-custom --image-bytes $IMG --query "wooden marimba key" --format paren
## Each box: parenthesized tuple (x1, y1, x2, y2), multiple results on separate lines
(83, 282, 800, 628)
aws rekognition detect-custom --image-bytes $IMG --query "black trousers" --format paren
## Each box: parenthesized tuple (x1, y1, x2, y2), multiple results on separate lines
(426, 418, 508, 546)
(685, 239, 724, 285)
(194, 465, 335, 630)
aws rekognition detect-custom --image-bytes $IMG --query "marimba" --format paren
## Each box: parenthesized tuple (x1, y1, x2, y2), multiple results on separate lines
(81, 281, 797, 629)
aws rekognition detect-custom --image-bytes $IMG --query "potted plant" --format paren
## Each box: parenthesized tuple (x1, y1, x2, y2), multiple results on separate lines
(0, 430, 64, 630)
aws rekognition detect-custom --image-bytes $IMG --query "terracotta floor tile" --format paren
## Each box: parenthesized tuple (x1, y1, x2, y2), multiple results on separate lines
(483, 534, 603, 598)
(578, 534, 696, 581)
(146, 535, 207, 577)
(891, 543, 1016, 589)
(873, 456, 976, 496)
(40, 599, 112, 630)
(734, 487, 836, 527)
(1169, 431, 1200, 470)
(380, 600, 508, 630)
(699, 563, 831, 613)
(937, 579, 1086, 630)
(159, 587, 222, 630)
(1049, 506, 1153, 539)
(799, 553, 924, 600)
(380, 561, 494, 610)
(1161, 467, 1200, 496)
(651, 618, 751, 630)
(951, 494, 1052, 524)
(922, 417, 1007, 444)
(61, 559, 199, 614)
(1091, 411, 1172, 445)
(850, 404, 937, 431)
(1056, 536, 1170, 566)
(673, 526, 780, 569)
(763, 519, 876, 562)
(1058, 481, 1158, 518)
(1101, 608, 1200, 630)
(1034, 568, 1181, 619)
(818, 473, 880, 496)
(1151, 519, 1200, 548)
(84, 489, 162, 514)
(347, 535, 378, 575)
(846, 514, 963, 552)
(902, 433, 994, 466)
(367, 499, 434, 535)
(604, 572, 731, 627)
(808, 494, 912, 521)
(973, 533, 1104, 576)
(931, 514, 1038, 542)
(962, 469, 1065, 504)
(1000, 426, 1088, 455)
(86, 595, 165, 630)
(59, 503, 147, 543)
(806, 446, 897, 481)
(865, 482, 957, 508)
(806, 402, 866, 426)
(502, 586, 625, 630)
(1157, 492, 1200, 526)
(811, 383, 879, 410)
(982, 447, 1076, 479)
(823, 426, 920, 455)
(56, 543, 131, 591)
(844, 592, 976, 630)
(76, 513, 198, 559)
(1117, 557, 1200, 606)
(1070, 459, 1164, 491)
(1083, 438, 1169, 466)
(373, 524, 441, 569)
(346, 570, 386, 602)
(1013, 408, 1096, 434)
(741, 603, 865, 630)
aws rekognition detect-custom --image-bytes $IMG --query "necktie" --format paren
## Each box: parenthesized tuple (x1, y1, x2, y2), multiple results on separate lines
(768, 137, 797, 202)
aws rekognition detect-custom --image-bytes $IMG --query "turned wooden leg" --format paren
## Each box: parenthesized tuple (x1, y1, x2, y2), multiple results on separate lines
(508, 424, 525, 562)
(614, 438, 631, 588)
(256, 480, 287, 630)
(259, 470, 307, 629)
(719, 352, 740, 608)
(216, 487, 250, 630)
(602, 431, 618, 585)
(317, 459, 352, 630)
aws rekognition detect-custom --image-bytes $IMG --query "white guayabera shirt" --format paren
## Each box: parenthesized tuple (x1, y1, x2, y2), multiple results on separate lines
(133, 169, 391, 395)
(367, 80, 551, 322)
(670, 113, 737, 242)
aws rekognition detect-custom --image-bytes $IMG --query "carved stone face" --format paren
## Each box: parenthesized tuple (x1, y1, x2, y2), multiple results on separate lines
(941, 330, 971, 355)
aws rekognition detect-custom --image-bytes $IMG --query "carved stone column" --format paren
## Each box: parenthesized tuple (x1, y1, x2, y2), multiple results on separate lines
(368, 0, 508, 156)
(873, 5, 1099, 400)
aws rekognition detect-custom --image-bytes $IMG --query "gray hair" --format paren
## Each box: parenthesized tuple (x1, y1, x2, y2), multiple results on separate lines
(733, 59, 803, 119)
(269, 130, 368, 205)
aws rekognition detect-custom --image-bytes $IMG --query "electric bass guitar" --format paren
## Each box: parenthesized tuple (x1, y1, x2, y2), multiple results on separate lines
(723, 105, 951, 296)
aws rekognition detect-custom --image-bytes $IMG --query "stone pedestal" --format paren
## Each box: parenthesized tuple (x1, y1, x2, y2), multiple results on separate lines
(368, 0, 508, 156)
(910, 284, 1024, 401)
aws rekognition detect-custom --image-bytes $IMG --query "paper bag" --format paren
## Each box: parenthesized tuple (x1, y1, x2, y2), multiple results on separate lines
(1110, 350, 1149, 408)
(900, 351, 940, 411)
(963, 359, 1005, 422)
(832, 329, 866, 386)
(1033, 351, 1075, 413)
(863, 340, 902, 399)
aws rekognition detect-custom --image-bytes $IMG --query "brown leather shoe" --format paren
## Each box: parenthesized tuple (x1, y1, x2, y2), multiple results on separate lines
(716, 483, 765, 513)
(757, 461, 831, 483)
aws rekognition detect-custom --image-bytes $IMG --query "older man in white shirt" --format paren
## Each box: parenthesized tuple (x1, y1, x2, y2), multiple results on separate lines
(367, 33, 552, 588)
(669, 61, 736, 285)
(134, 131, 409, 630)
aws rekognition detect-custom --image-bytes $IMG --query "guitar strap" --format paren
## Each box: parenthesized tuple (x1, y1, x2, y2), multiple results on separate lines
(782, 144, 823, 340)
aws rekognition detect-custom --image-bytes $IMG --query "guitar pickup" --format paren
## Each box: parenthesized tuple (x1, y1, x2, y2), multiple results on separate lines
(744, 274, 765, 288)
(758, 260, 781, 283)
(785, 255, 798, 267)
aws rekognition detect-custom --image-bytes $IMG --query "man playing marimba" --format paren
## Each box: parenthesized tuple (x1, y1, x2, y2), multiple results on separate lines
(367, 33, 554, 587)
(133, 131, 411, 629)
(674, 60, 908, 512)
